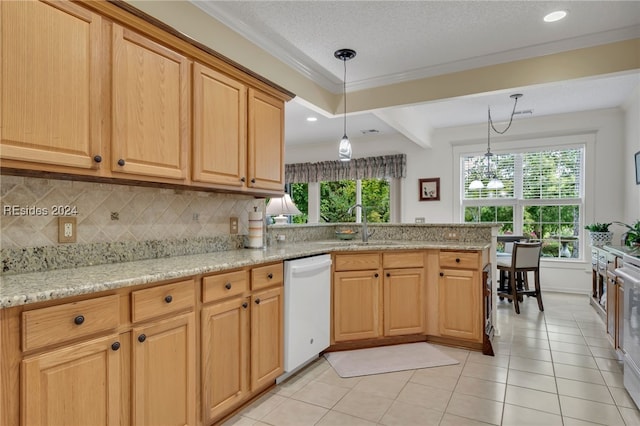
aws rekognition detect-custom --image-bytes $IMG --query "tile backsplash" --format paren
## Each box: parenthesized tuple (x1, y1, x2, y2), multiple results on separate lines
(1, 176, 264, 249)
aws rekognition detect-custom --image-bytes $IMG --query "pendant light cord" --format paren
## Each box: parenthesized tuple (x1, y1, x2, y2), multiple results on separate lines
(342, 58, 347, 137)
(485, 94, 520, 179)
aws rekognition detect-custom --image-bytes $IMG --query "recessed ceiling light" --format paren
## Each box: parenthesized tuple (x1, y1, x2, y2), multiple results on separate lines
(544, 10, 567, 23)
(306, 116, 318, 122)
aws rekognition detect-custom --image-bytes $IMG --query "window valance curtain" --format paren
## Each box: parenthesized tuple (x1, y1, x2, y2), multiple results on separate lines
(285, 154, 406, 183)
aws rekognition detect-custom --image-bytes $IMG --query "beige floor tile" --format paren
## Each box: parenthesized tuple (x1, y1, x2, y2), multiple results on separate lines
(619, 405, 640, 425)
(445, 393, 504, 425)
(332, 389, 394, 423)
(580, 326, 609, 339)
(506, 369, 557, 393)
(609, 386, 638, 408)
(504, 384, 560, 414)
(221, 415, 259, 425)
(546, 324, 582, 335)
(413, 362, 463, 379)
(601, 370, 625, 388)
(315, 410, 377, 426)
(314, 367, 362, 389)
(272, 372, 314, 397)
(351, 372, 408, 400)
(378, 400, 444, 426)
(300, 357, 332, 380)
(555, 377, 614, 404)
(544, 317, 580, 327)
(508, 328, 548, 340)
(462, 361, 508, 383)
(410, 369, 459, 391)
(261, 398, 328, 426)
(501, 403, 563, 426)
(561, 417, 603, 426)
(238, 393, 288, 421)
(439, 413, 496, 426)
(508, 347, 552, 362)
(290, 380, 350, 408)
(508, 356, 554, 376)
(589, 345, 619, 360)
(396, 382, 452, 411)
(511, 336, 550, 350)
(551, 351, 598, 369)
(547, 331, 586, 345)
(549, 341, 592, 356)
(437, 345, 471, 363)
(553, 363, 605, 385)
(559, 395, 625, 425)
(584, 335, 612, 348)
(468, 352, 510, 368)
(594, 356, 624, 373)
(454, 376, 506, 402)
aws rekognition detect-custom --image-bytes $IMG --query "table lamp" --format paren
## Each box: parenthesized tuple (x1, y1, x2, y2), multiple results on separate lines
(266, 194, 301, 224)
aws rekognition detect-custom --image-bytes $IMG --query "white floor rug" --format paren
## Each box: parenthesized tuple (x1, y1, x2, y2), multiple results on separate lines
(323, 342, 459, 378)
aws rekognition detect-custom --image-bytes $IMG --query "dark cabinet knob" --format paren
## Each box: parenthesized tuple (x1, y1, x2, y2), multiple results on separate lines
(251, 178, 256, 184)
(117, 159, 125, 167)
(242, 302, 248, 309)
(74, 315, 85, 325)
(255, 298, 261, 305)
(267, 273, 273, 280)
(455, 258, 461, 263)
(240, 177, 246, 182)
(374, 273, 379, 278)
(138, 334, 146, 343)
(440, 272, 444, 277)
(93, 155, 102, 163)
(111, 342, 121, 351)
(386, 273, 390, 277)
(164, 295, 173, 303)
(225, 282, 232, 290)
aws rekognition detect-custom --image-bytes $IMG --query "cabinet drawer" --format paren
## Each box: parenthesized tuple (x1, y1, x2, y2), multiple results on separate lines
(22, 294, 119, 352)
(334, 253, 380, 271)
(439, 251, 480, 269)
(383, 251, 424, 268)
(131, 279, 195, 323)
(203, 270, 249, 303)
(251, 263, 283, 291)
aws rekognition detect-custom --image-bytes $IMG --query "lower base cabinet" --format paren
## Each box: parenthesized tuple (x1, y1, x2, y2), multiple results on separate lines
(438, 268, 481, 341)
(21, 333, 123, 426)
(250, 286, 284, 391)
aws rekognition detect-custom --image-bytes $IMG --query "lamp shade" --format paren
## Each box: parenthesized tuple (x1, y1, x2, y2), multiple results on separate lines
(487, 178, 504, 190)
(469, 180, 484, 190)
(266, 194, 301, 224)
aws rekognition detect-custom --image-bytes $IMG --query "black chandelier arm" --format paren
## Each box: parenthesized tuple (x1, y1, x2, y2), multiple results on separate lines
(488, 94, 520, 135)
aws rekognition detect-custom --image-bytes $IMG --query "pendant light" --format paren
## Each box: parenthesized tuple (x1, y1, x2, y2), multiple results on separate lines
(335, 49, 356, 162)
(470, 93, 522, 191)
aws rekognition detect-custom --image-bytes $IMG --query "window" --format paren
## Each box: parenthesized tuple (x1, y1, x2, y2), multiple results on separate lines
(462, 147, 584, 259)
(290, 183, 308, 224)
(320, 178, 390, 223)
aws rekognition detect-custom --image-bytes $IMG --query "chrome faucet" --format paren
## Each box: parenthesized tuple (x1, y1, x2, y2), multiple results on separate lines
(347, 204, 374, 242)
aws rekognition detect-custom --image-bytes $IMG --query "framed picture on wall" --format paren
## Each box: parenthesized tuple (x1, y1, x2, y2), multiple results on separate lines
(635, 150, 640, 185)
(419, 178, 440, 201)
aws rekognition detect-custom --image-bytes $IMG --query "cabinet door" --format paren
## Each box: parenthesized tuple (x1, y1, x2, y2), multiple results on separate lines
(617, 277, 624, 352)
(201, 297, 250, 423)
(384, 268, 425, 336)
(251, 286, 283, 391)
(22, 334, 122, 426)
(193, 63, 247, 187)
(333, 270, 381, 342)
(606, 272, 617, 343)
(132, 313, 196, 426)
(1, 0, 103, 171)
(438, 269, 481, 342)
(112, 25, 190, 180)
(247, 88, 284, 192)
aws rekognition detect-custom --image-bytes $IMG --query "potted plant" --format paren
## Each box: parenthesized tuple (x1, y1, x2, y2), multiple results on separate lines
(584, 222, 613, 247)
(615, 220, 640, 247)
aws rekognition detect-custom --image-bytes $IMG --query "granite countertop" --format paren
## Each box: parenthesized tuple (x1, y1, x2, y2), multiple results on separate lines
(0, 240, 490, 309)
(602, 245, 640, 259)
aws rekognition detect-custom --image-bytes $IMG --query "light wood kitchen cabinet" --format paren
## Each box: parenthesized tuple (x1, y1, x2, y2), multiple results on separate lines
(131, 313, 195, 426)
(193, 62, 248, 187)
(247, 88, 285, 192)
(111, 24, 190, 181)
(0, 0, 105, 173)
(130, 279, 196, 426)
(21, 333, 123, 426)
(250, 285, 284, 391)
(438, 251, 482, 342)
(383, 251, 425, 336)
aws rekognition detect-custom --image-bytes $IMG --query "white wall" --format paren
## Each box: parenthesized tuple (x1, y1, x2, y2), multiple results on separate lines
(623, 85, 640, 223)
(286, 107, 632, 293)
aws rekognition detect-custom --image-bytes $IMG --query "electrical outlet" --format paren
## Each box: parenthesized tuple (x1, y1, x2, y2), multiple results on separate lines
(445, 231, 459, 241)
(415, 217, 425, 223)
(58, 217, 77, 243)
(229, 217, 238, 234)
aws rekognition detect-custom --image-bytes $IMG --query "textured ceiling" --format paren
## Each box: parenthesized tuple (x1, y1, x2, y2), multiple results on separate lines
(191, 1, 640, 146)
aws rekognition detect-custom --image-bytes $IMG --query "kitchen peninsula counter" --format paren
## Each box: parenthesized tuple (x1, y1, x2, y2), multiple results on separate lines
(0, 240, 490, 309)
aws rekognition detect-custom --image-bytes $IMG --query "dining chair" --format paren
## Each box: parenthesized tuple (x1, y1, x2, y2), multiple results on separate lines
(497, 242, 543, 314)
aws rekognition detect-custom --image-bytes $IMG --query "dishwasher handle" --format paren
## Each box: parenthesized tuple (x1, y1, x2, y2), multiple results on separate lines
(290, 259, 332, 276)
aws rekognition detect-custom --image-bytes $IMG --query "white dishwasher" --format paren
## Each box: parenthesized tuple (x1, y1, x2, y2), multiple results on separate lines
(277, 254, 332, 383)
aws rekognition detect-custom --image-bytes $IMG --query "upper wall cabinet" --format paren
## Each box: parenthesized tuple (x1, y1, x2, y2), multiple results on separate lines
(192, 62, 247, 188)
(0, 1, 104, 172)
(111, 25, 190, 182)
(248, 89, 285, 192)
